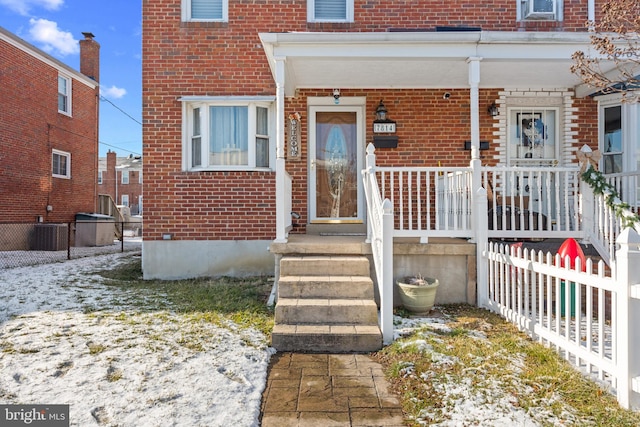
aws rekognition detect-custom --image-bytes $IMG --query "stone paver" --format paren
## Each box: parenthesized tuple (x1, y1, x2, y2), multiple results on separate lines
(260, 353, 404, 427)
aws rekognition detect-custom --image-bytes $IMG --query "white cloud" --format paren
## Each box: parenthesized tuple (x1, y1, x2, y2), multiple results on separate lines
(28, 18, 78, 56)
(0, 0, 63, 16)
(101, 85, 127, 99)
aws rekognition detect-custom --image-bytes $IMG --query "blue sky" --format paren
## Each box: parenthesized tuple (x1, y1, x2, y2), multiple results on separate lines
(0, 0, 142, 157)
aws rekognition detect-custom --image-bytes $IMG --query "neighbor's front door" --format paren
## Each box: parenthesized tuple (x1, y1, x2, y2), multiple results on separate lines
(308, 104, 364, 223)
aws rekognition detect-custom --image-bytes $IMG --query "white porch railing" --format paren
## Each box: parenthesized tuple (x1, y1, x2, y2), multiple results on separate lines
(482, 166, 582, 240)
(483, 231, 640, 410)
(375, 166, 475, 240)
(362, 145, 394, 344)
(580, 169, 640, 266)
(605, 171, 640, 214)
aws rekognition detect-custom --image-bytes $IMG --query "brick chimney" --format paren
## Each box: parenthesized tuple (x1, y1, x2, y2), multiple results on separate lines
(79, 32, 100, 83)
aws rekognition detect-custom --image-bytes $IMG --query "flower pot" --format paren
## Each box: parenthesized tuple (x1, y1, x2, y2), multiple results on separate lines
(397, 277, 439, 314)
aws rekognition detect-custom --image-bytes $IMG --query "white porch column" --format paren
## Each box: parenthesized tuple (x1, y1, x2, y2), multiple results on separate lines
(467, 57, 482, 161)
(275, 56, 288, 242)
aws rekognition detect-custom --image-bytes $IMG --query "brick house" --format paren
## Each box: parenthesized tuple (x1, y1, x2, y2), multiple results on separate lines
(142, 0, 639, 350)
(0, 28, 100, 224)
(99, 151, 144, 215)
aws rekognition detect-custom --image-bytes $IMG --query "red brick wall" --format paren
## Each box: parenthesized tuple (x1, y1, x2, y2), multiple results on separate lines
(142, 0, 603, 241)
(0, 38, 99, 223)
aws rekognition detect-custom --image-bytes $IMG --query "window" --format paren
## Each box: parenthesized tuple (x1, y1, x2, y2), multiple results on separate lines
(182, 0, 228, 22)
(519, 0, 561, 21)
(308, 0, 353, 22)
(182, 98, 273, 170)
(58, 75, 71, 115)
(121, 194, 129, 207)
(121, 170, 129, 184)
(52, 150, 71, 179)
(508, 107, 558, 164)
(98, 170, 103, 184)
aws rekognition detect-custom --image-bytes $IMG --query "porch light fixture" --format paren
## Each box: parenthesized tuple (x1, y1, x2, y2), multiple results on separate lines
(333, 88, 340, 104)
(375, 100, 388, 121)
(487, 102, 499, 117)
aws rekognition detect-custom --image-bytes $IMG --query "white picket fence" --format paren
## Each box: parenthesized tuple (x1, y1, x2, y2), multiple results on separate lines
(483, 232, 640, 410)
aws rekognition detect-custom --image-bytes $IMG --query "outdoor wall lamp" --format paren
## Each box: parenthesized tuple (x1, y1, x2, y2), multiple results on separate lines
(375, 100, 388, 121)
(333, 89, 340, 104)
(487, 102, 499, 117)
(372, 100, 398, 148)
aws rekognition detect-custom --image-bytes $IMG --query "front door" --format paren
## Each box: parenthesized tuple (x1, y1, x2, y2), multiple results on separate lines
(309, 103, 364, 223)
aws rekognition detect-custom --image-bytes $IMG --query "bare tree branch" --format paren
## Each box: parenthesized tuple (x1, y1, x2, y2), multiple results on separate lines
(571, 0, 640, 102)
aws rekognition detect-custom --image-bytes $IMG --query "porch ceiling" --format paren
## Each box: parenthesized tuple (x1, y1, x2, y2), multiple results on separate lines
(259, 31, 614, 97)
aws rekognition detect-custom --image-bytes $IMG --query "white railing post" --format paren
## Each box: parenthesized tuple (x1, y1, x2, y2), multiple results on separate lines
(365, 143, 376, 244)
(475, 186, 489, 308)
(615, 227, 640, 410)
(380, 198, 394, 345)
(579, 173, 595, 245)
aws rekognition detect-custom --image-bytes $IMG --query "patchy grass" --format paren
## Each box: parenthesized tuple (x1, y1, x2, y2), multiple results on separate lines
(375, 304, 640, 427)
(96, 259, 274, 338)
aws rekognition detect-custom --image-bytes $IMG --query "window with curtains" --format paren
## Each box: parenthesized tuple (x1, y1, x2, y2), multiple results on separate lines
(183, 100, 273, 171)
(308, 0, 353, 22)
(182, 0, 228, 22)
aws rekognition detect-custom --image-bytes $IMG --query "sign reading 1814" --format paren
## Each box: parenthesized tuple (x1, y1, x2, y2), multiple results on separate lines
(373, 122, 396, 133)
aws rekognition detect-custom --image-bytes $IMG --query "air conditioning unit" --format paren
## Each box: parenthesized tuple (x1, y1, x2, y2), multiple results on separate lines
(522, 0, 556, 20)
(32, 224, 69, 251)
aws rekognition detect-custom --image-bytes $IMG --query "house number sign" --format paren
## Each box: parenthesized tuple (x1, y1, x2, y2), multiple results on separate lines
(373, 122, 396, 133)
(288, 112, 301, 160)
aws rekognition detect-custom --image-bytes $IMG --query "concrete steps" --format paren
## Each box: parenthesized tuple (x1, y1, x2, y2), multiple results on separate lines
(271, 255, 382, 353)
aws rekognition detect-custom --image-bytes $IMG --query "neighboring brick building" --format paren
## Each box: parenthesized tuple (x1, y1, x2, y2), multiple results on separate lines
(99, 151, 143, 215)
(0, 28, 100, 223)
(142, 1, 637, 279)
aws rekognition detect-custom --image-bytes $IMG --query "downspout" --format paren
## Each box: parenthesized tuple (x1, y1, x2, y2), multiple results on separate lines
(274, 56, 287, 243)
(588, 0, 595, 26)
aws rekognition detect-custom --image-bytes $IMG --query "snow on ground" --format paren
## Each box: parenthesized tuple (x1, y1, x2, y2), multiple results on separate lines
(0, 251, 273, 426)
(1, 249, 596, 426)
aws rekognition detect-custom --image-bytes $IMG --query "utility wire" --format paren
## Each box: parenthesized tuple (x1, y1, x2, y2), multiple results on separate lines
(100, 95, 142, 126)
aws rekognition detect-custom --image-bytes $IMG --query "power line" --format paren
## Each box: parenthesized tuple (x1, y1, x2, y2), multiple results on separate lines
(100, 140, 141, 156)
(100, 95, 142, 126)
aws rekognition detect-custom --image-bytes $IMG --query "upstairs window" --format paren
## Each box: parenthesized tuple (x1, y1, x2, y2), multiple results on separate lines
(519, 0, 561, 21)
(52, 149, 71, 179)
(121, 170, 129, 184)
(58, 75, 71, 115)
(182, 98, 273, 171)
(182, 0, 228, 22)
(98, 170, 103, 184)
(308, 0, 353, 22)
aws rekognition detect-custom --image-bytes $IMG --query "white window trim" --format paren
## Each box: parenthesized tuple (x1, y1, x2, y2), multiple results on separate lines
(52, 149, 71, 179)
(307, 0, 354, 23)
(180, 96, 276, 172)
(58, 74, 72, 116)
(121, 170, 130, 184)
(181, 0, 228, 22)
(517, 0, 563, 21)
(121, 194, 129, 207)
(98, 170, 103, 184)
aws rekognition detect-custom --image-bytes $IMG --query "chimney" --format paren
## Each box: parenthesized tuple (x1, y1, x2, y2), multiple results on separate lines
(79, 32, 100, 83)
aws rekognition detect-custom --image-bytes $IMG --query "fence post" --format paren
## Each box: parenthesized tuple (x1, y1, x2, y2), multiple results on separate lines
(475, 186, 489, 308)
(381, 198, 394, 345)
(615, 227, 640, 409)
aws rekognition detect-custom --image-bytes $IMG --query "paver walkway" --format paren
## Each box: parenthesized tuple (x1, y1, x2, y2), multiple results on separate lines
(260, 353, 404, 427)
